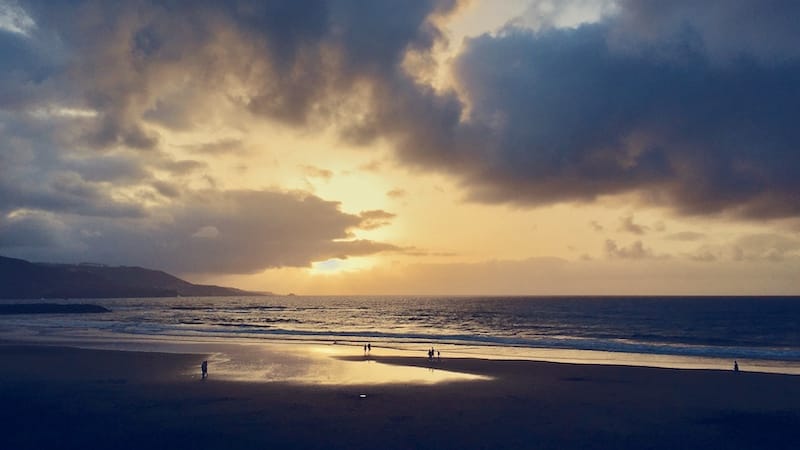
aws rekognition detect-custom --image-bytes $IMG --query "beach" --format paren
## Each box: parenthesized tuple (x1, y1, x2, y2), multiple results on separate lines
(3, 342, 799, 450)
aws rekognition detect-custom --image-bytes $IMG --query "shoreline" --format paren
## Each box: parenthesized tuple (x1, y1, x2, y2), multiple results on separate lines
(3, 295, 800, 376)
(3, 342, 800, 449)
(3, 330, 799, 376)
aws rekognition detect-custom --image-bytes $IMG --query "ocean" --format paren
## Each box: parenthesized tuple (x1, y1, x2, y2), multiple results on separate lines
(2, 296, 800, 374)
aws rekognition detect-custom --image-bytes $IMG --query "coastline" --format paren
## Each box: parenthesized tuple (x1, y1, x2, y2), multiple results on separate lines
(3, 295, 799, 375)
(3, 341, 800, 449)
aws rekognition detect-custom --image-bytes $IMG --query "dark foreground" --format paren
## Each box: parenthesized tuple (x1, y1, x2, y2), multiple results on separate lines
(2, 344, 799, 449)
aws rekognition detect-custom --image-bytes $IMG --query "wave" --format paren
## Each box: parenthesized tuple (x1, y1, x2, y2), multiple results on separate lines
(119, 322, 800, 362)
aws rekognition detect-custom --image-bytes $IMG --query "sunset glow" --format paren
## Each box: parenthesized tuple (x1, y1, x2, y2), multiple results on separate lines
(2, 0, 800, 295)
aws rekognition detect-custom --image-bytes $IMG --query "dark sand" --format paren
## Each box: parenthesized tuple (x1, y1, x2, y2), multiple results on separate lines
(2, 344, 799, 449)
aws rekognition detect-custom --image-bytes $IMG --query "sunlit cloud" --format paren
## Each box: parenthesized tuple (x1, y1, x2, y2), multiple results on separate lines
(1, 0, 799, 293)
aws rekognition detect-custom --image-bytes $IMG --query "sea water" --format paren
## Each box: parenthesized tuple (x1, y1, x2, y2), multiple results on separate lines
(2, 296, 799, 374)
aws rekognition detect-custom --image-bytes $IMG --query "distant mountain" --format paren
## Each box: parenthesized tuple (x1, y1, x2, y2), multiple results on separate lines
(0, 255, 265, 299)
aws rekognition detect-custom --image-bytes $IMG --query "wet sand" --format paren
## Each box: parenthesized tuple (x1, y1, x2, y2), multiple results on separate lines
(2, 343, 800, 449)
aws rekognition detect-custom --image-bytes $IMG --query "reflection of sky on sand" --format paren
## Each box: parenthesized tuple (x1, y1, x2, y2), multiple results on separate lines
(205, 343, 489, 384)
(0, 330, 489, 384)
(4, 326, 800, 376)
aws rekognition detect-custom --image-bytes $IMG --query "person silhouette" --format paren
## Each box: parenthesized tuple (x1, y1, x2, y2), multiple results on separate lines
(201, 360, 208, 379)
(367, 343, 372, 352)
(437, 350, 441, 361)
(734, 360, 739, 372)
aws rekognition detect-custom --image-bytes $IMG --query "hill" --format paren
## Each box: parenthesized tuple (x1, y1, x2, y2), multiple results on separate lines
(0, 255, 262, 299)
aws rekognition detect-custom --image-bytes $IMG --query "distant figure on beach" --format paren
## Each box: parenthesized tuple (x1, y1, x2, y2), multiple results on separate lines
(734, 360, 739, 372)
(364, 344, 368, 354)
(437, 350, 441, 361)
(367, 343, 372, 352)
(201, 360, 208, 379)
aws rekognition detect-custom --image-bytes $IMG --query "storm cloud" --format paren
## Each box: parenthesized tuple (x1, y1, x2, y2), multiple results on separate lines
(441, 8, 800, 217)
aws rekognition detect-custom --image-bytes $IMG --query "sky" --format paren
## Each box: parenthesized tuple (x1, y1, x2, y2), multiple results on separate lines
(1, 0, 799, 295)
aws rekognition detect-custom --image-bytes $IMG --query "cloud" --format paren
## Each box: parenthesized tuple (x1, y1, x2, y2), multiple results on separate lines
(667, 231, 706, 241)
(183, 139, 246, 155)
(0, 1, 36, 35)
(617, 215, 647, 235)
(687, 248, 718, 263)
(191, 225, 219, 239)
(732, 233, 800, 262)
(441, 17, 800, 218)
(4, 0, 800, 278)
(0, 211, 69, 249)
(8, 0, 800, 221)
(386, 188, 407, 199)
(613, 0, 800, 63)
(300, 165, 334, 181)
(589, 220, 604, 232)
(604, 239, 664, 259)
(307, 0, 800, 221)
(0, 189, 400, 274)
(357, 209, 396, 230)
(680, 232, 800, 263)
(359, 160, 384, 172)
(0, 170, 147, 218)
(510, 0, 619, 31)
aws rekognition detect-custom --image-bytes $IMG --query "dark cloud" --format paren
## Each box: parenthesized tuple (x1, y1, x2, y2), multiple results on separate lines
(613, 0, 800, 63)
(308, 1, 800, 220)
(0, 171, 147, 218)
(63, 155, 151, 183)
(332, 1, 800, 220)
(155, 158, 207, 175)
(150, 180, 181, 198)
(0, 212, 67, 249)
(441, 19, 800, 217)
(0, 190, 400, 274)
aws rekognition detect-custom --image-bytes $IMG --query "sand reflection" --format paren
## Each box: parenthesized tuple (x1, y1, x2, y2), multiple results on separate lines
(206, 343, 489, 384)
